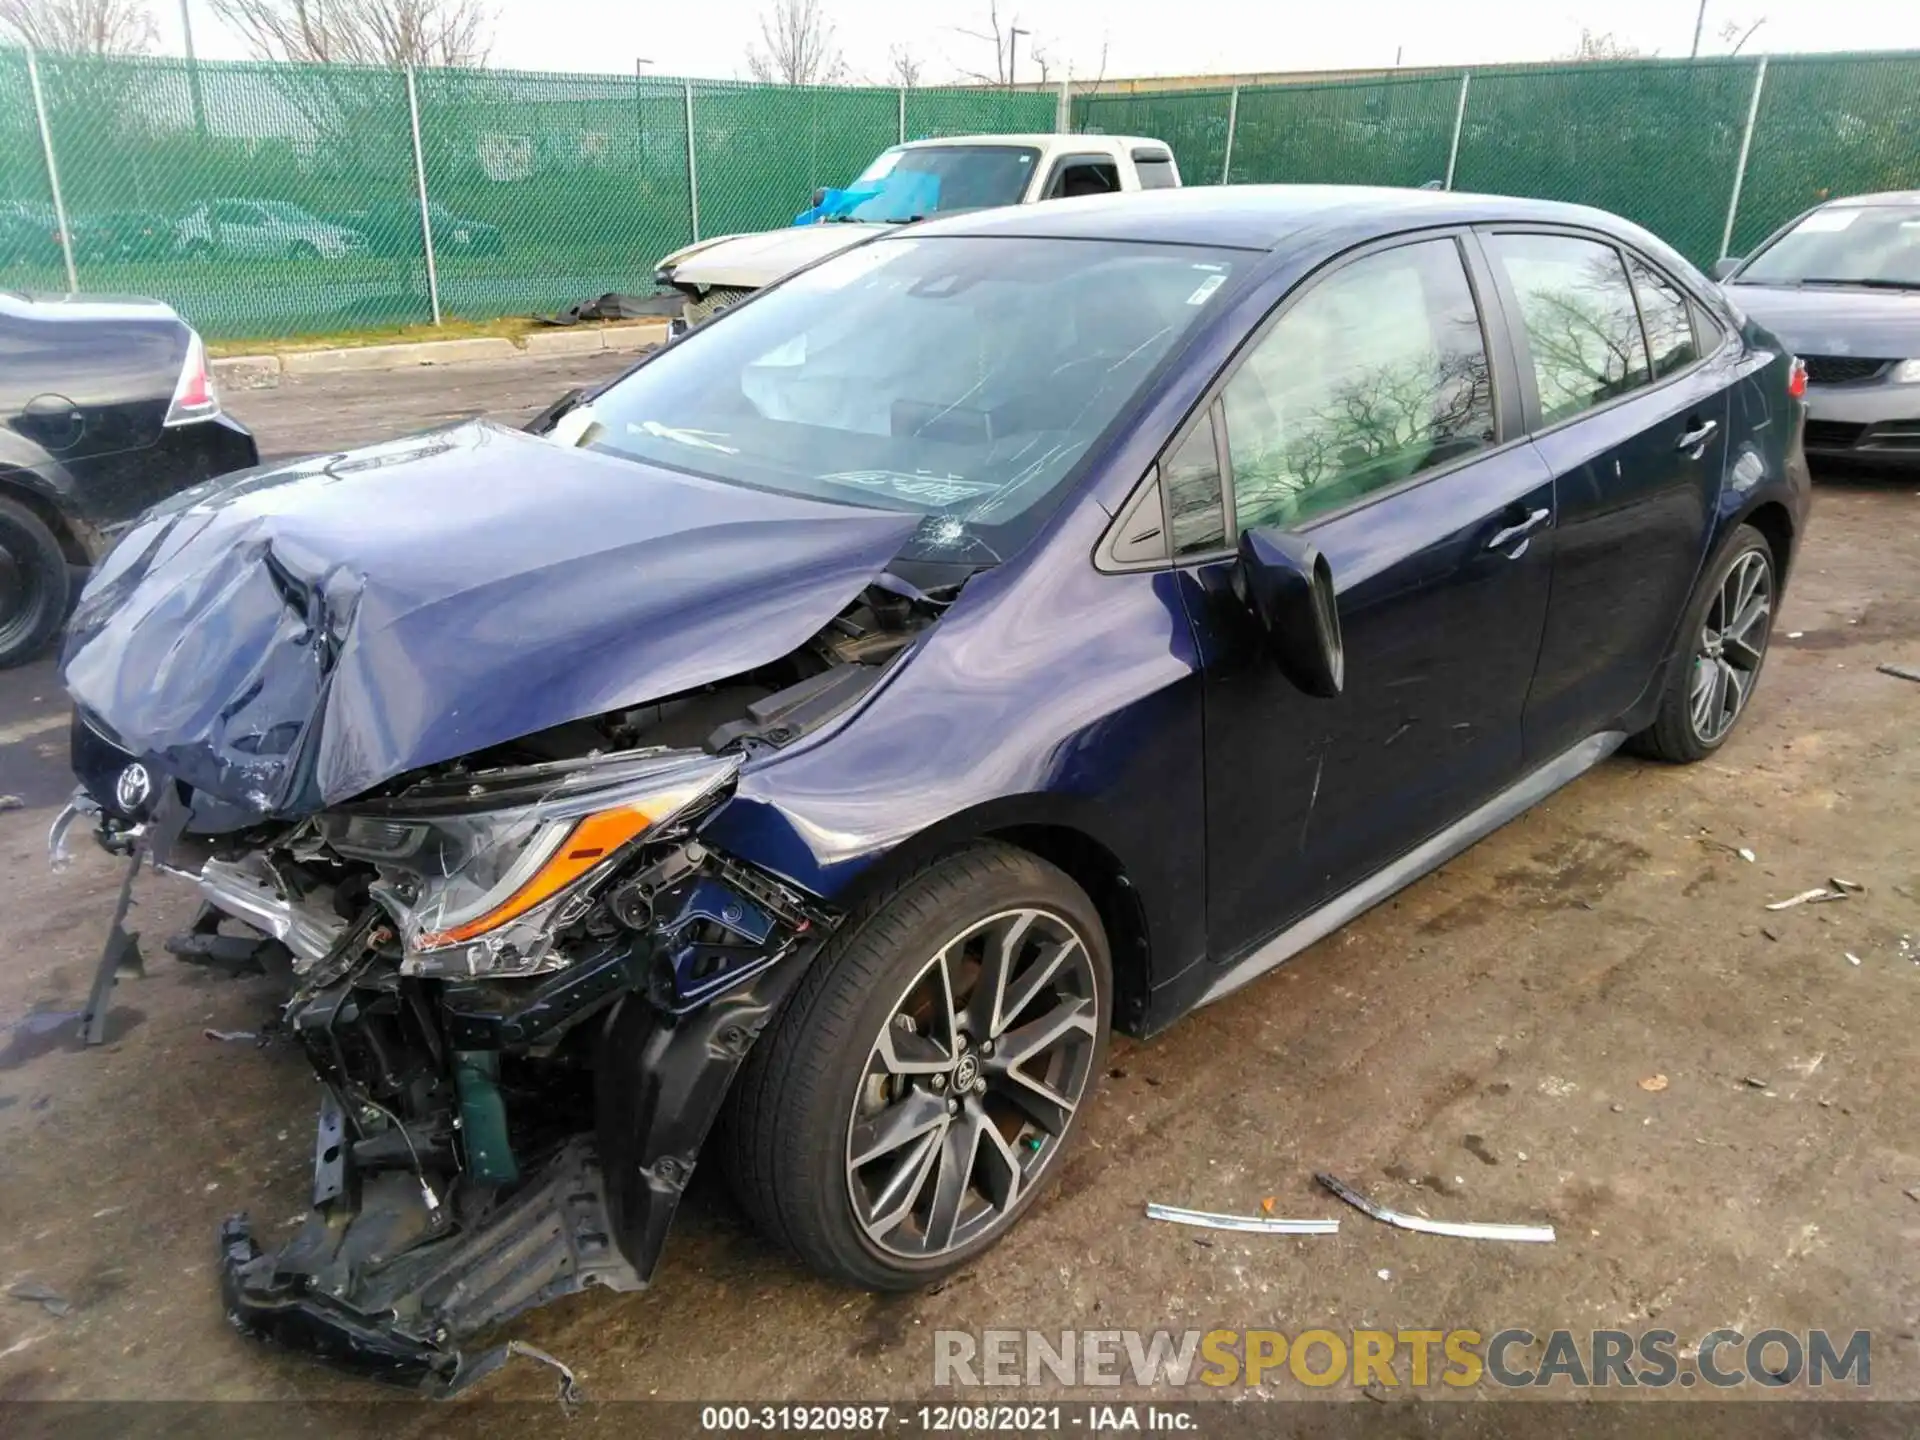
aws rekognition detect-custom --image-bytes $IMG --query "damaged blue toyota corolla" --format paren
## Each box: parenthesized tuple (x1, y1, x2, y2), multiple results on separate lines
(56, 187, 1808, 1390)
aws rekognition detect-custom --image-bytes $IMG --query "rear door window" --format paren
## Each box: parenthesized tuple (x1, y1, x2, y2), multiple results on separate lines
(1133, 149, 1180, 189)
(1487, 233, 1651, 424)
(1221, 237, 1496, 531)
(1626, 256, 1699, 379)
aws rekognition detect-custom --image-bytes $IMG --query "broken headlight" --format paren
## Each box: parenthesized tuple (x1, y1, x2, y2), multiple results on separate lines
(322, 750, 738, 979)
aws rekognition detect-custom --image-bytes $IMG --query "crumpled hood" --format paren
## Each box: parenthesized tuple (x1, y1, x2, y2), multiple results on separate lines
(1726, 283, 1920, 356)
(62, 420, 918, 818)
(661, 223, 890, 290)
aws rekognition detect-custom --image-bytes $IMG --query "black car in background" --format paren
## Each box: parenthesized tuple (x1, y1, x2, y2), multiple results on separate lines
(0, 290, 258, 666)
(1716, 190, 1920, 467)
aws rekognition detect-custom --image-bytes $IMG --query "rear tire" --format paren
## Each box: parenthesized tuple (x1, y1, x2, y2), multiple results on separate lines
(721, 843, 1111, 1290)
(1630, 524, 1775, 764)
(0, 495, 71, 668)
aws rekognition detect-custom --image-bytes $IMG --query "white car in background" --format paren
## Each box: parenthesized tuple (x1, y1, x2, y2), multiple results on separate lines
(654, 132, 1180, 329)
(175, 199, 368, 261)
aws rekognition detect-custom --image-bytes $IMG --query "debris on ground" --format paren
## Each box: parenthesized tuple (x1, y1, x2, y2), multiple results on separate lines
(1145, 1201, 1340, 1235)
(506, 1340, 585, 1408)
(1766, 883, 1856, 910)
(1314, 1173, 1556, 1243)
(1906, 1188, 1920, 1204)
(1830, 877, 1865, 894)
(1847, 953, 1863, 966)
(1744, 1077, 1769, 1088)
(1761, 926, 1780, 942)
(6, 1279, 71, 1317)
(202, 1028, 260, 1044)
(1639, 1074, 1670, 1092)
(1876, 662, 1920, 684)
(0, 795, 22, 812)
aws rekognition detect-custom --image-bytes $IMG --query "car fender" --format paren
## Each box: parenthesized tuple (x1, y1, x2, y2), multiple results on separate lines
(699, 498, 1214, 1016)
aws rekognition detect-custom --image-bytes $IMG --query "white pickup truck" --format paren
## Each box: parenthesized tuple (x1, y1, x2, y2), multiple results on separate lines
(653, 132, 1181, 330)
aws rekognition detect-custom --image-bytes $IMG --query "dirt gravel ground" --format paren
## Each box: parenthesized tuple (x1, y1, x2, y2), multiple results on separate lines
(1, 354, 1917, 1410)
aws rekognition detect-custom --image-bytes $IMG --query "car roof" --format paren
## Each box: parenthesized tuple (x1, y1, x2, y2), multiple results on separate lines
(1816, 190, 1920, 207)
(908, 183, 1671, 255)
(900, 133, 1166, 151)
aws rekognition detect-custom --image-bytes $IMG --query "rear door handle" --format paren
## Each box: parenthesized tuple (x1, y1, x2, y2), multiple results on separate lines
(1676, 418, 1720, 456)
(1486, 506, 1551, 553)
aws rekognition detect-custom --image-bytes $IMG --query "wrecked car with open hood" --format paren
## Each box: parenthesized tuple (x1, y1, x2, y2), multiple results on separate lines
(56, 187, 1807, 1392)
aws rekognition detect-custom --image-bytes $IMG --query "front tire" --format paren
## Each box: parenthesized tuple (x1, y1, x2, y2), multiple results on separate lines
(722, 844, 1111, 1290)
(0, 495, 71, 668)
(1630, 524, 1775, 763)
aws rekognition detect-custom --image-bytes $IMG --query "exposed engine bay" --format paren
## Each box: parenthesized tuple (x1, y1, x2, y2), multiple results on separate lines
(59, 584, 938, 1392)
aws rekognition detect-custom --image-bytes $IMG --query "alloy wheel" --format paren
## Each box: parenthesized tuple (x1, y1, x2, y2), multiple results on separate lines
(845, 907, 1101, 1260)
(1690, 548, 1772, 744)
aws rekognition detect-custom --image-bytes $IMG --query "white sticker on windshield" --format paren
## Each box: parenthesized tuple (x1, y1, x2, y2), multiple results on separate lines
(1186, 272, 1227, 306)
(1797, 209, 1862, 232)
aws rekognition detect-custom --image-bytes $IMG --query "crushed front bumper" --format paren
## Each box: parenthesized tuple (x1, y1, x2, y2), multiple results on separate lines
(219, 1134, 638, 1394)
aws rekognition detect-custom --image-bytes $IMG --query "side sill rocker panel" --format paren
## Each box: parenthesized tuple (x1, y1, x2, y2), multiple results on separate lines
(1200, 730, 1627, 1007)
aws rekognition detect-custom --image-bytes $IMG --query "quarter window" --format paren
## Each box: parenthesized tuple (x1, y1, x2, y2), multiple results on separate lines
(1489, 233, 1650, 424)
(1627, 256, 1699, 379)
(1223, 238, 1495, 531)
(1163, 409, 1226, 554)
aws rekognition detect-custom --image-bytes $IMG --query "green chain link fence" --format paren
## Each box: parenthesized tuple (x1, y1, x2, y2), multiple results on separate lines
(0, 47, 1052, 339)
(1077, 51, 1920, 272)
(4, 46, 1918, 341)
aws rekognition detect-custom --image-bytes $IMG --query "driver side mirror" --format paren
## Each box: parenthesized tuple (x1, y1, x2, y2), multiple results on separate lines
(810, 186, 828, 209)
(1710, 256, 1742, 281)
(1235, 527, 1344, 697)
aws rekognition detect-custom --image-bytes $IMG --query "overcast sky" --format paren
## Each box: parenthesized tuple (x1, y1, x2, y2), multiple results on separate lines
(154, 0, 1920, 82)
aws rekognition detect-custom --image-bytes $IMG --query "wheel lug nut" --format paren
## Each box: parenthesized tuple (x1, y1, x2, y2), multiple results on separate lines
(947, 1098, 960, 1115)
(979, 1040, 994, 1058)
(972, 1078, 987, 1095)
(953, 1032, 968, 1054)
(930, 1073, 947, 1091)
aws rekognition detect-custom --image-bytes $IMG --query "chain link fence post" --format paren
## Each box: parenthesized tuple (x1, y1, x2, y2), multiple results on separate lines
(1720, 55, 1769, 261)
(1444, 71, 1471, 190)
(1220, 86, 1239, 184)
(1055, 78, 1070, 133)
(898, 86, 907, 143)
(24, 49, 77, 292)
(684, 78, 700, 243)
(405, 64, 442, 326)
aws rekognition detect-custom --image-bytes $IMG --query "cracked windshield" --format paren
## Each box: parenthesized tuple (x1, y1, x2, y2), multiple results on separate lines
(560, 235, 1239, 563)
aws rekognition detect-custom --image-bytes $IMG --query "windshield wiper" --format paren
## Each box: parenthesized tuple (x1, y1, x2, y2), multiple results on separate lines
(1797, 277, 1920, 290)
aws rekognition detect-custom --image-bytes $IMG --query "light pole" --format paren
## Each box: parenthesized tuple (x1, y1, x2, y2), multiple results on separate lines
(180, 0, 207, 137)
(1691, 0, 1708, 58)
(1008, 26, 1029, 87)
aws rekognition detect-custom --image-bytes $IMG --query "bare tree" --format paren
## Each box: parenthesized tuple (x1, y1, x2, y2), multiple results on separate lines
(206, 0, 492, 66)
(1562, 27, 1647, 61)
(950, 0, 1018, 85)
(886, 42, 923, 89)
(744, 0, 844, 86)
(0, 0, 156, 53)
(1719, 15, 1767, 54)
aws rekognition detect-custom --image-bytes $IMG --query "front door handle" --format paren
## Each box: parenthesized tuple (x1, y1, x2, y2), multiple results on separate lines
(1676, 418, 1720, 456)
(1486, 506, 1551, 553)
